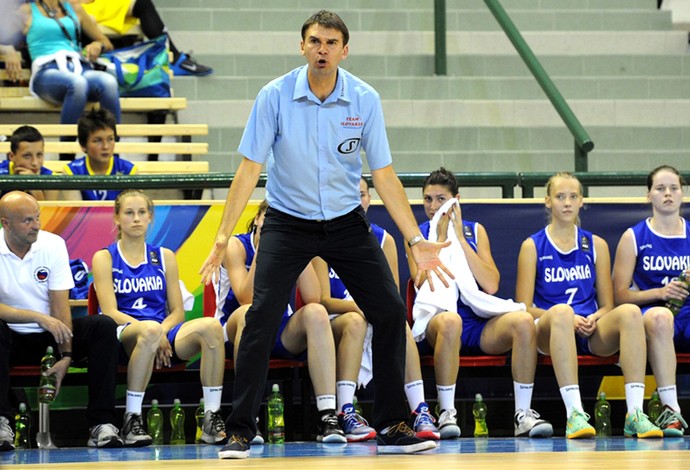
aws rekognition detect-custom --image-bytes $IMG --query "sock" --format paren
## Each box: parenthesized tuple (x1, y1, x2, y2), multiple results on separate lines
(514, 382, 534, 413)
(658, 385, 681, 412)
(436, 384, 456, 412)
(559, 385, 584, 417)
(336, 381, 356, 411)
(202, 386, 223, 413)
(625, 382, 646, 414)
(316, 395, 336, 412)
(126, 390, 145, 414)
(404, 380, 425, 413)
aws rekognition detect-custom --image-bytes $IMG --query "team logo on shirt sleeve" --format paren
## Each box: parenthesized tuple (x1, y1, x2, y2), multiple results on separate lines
(34, 267, 50, 283)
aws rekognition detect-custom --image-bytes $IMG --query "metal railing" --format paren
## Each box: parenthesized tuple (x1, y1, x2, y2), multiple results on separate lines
(3, 171, 674, 199)
(433, 0, 594, 171)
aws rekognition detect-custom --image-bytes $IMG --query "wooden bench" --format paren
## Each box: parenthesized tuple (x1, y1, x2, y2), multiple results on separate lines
(0, 123, 208, 157)
(0, 123, 207, 138)
(42, 160, 209, 175)
(0, 96, 187, 113)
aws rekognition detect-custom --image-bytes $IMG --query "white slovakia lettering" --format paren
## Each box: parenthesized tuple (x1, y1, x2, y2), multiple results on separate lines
(642, 255, 690, 272)
(113, 276, 164, 294)
(544, 265, 592, 283)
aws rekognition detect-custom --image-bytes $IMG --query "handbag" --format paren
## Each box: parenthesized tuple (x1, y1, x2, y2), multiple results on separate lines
(99, 35, 171, 98)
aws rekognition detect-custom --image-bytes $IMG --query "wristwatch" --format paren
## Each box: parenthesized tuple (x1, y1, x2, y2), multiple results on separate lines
(407, 234, 424, 247)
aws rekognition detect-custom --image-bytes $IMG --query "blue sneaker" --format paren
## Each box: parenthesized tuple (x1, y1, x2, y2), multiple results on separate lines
(410, 402, 440, 440)
(338, 404, 376, 442)
(171, 52, 213, 77)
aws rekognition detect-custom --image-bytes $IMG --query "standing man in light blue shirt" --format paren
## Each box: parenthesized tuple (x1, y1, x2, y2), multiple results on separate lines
(201, 10, 452, 459)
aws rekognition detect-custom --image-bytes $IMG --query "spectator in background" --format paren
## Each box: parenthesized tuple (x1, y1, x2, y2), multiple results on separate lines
(62, 109, 137, 201)
(1, 126, 58, 201)
(17, 0, 121, 131)
(81, 0, 213, 76)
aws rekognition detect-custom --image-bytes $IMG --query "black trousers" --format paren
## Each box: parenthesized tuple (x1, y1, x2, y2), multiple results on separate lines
(227, 206, 408, 439)
(0, 315, 119, 428)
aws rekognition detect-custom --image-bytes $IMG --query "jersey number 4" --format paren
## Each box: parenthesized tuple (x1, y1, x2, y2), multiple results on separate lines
(131, 297, 147, 310)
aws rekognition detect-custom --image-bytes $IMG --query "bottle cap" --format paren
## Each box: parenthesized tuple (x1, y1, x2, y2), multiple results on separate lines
(46, 346, 53, 354)
(272, 383, 279, 392)
(174, 398, 181, 405)
(475, 393, 482, 401)
(151, 399, 159, 406)
(599, 392, 606, 399)
(19, 403, 26, 412)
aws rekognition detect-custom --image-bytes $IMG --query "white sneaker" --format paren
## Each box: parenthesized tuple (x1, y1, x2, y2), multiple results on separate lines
(438, 409, 461, 439)
(201, 410, 228, 444)
(87, 423, 124, 448)
(121, 412, 152, 447)
(0, 416, 15, 452)
(514, 409, 553, 438)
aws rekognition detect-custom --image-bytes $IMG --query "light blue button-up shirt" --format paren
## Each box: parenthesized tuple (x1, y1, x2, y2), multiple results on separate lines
(238, 65, 393, 220)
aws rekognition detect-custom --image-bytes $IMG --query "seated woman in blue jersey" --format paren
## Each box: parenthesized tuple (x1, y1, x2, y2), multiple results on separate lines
(311, 176, 447, 441)
(62, 109, 136, 200)
(407, 167, 552, 438)
(213, 200, 346, 444)
(612, 165, 688, 436)
(515, 171, 662, 439)
(91, 189, 227, 447)
(0, 125, 58, 201)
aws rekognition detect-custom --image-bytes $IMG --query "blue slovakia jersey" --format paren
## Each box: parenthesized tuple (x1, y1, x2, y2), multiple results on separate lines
(531, 227, 598, 316)
(107, 242, 167, 322)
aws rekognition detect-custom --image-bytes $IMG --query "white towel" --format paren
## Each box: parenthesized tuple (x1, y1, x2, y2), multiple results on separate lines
(357, 324, 374, 388)
(411, 199, 525, 341)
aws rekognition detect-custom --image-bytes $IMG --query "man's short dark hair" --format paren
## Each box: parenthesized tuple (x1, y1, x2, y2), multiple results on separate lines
(10, 125, 44, 154)
(77, 109, 118, 147)
(301, 10, 349, 46)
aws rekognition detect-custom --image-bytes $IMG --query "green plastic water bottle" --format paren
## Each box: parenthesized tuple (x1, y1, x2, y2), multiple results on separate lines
(353, 395, 363, 416)
(665, 272, 689, 315)
(147, 399, 164, 445)
(267, 384, 285, 444)
(647, 390, 662, 424)
(594, 392, 611, 437)
(473, 393, 489, 437)
(169, 399, 186, 445)
(194, 398, 205, 444)
(38, 346, 57, 404)
(14, 403, 31, 449)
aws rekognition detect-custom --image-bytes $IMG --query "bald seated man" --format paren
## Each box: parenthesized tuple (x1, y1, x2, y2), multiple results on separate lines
(0, 191, 122, 451)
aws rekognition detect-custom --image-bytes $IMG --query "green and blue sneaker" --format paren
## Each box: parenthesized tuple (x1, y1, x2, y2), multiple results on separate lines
(624, 408, 663, 438)
(566, 409, 595, 439)
(655, 405, 688, 437)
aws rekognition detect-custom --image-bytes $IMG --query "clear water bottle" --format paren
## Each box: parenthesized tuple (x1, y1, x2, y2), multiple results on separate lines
(169, 399, 186, 445)
(472, 393, 489, 437)
(14, 403, 31, 449)
(147, 399, 164, 445)
(38, 346, 57, 404)
(594, 392, 611, 437)
(194, 398, 205, 444)
(267, 384, 285, 444)
(665, 272, 689, 316)
(647, 390, 662, 424)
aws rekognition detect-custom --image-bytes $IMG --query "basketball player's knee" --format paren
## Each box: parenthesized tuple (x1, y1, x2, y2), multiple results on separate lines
(199, 318, 224, 349)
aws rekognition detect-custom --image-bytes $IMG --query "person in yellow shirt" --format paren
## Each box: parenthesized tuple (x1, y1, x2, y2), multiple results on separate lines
(81, 0, 212, 76)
